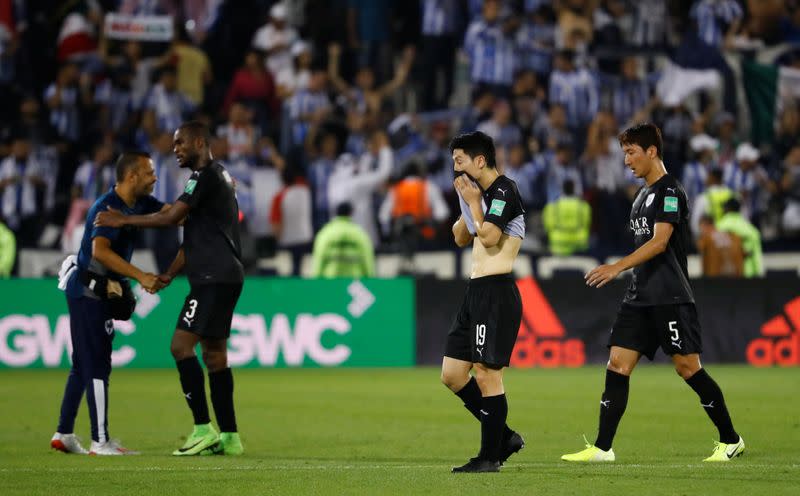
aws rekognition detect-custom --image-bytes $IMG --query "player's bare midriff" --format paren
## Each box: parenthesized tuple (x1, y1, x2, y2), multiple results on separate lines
(470, 233, 521, 279)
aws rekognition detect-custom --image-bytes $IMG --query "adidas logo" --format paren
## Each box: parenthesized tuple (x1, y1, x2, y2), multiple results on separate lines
(510, 277, 585, 368)
(747, 296, 800, 366)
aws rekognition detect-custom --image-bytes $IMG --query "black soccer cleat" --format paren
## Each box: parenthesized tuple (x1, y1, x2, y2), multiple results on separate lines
(451, 457, 501, 473)
(499, 432, 525, 464)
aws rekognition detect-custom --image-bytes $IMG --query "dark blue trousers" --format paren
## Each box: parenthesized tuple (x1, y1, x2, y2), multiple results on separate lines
(56, 295, 114, 443)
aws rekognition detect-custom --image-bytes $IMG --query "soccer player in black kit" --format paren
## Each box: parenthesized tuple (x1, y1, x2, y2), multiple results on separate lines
(561, 123, 744, 463)
(442, 131, 526, 473)
(95, 121, 245, 456)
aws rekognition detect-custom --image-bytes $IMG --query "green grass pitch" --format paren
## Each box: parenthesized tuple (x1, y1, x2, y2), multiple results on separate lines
(1, 366, 798, 495)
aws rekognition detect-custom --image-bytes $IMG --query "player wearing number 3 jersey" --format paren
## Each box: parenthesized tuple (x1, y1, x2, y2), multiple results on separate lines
(440, 131, 526, 473)
(94, 121, 244, 456)
(561, 123, 744, 463)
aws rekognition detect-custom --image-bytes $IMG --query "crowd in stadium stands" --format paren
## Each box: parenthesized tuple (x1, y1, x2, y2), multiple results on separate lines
(0, 0, 799, 277)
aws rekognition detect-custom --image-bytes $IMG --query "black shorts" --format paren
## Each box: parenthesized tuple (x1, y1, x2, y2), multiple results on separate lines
(176, 282, 243, 339)
(608, 303, 703, 360)
(444, 273, 522, 368)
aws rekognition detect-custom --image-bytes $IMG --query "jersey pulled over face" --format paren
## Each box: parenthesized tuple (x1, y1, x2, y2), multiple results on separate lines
(177, 161, 244, 284)
(624, 174, 694, 306)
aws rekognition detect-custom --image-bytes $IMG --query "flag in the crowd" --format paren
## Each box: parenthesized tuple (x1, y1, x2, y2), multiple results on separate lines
(742, 60, 800, 145)
(655, 60, 720, 107)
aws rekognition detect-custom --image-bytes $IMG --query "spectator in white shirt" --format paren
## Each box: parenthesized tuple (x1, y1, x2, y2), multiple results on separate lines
(328, 130, 394, 246)
(270, 167, 313, 276)
(252, 3, 298, 77)
(0, 134, 46, 246)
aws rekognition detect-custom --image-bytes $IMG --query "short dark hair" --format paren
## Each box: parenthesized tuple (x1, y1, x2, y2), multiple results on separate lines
(618, 123, 663, 159)
(178, 120, 211, 145)
(116, 151, 150, 183)
(449, 131, 497, 168)
(563, 179, 575, 196)
(708, 167, 724, 183)
(724, 198, 741, 213)
(336, 202, 353, 217)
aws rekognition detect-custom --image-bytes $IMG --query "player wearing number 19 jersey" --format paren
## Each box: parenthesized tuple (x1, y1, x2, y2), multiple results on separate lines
(561, 123, 744, 463)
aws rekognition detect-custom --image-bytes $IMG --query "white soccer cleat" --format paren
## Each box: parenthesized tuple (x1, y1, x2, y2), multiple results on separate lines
(51, 432, 88, 454)
(89, 439, 140, 456)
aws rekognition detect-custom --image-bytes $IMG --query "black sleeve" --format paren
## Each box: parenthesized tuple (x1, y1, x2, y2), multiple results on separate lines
(142, 195, 165, 214)
(653, 183, 682, 225)
(177, 171, 210, 209)
(483, 187, 517, 231)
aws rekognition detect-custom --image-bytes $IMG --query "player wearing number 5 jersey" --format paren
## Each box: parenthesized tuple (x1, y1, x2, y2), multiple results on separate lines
(95, 121, 244, 456)
(561, 123, 744, 463)
(441, 132, 526, 473)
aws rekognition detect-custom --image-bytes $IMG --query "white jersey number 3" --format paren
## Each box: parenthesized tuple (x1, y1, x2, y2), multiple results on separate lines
(185, 299, 198, 319)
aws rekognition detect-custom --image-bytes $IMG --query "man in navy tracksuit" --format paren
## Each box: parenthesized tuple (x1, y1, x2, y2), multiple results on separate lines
(50, 152, 164, 455)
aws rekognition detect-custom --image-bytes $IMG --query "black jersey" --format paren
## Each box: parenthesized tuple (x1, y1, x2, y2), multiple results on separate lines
(623, 174, 694, 306)
(177, 161, 244, 284)
(482, 175, 526, 238)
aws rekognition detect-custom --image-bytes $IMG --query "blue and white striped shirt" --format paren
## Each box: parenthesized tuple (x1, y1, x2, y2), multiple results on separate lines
(690, 0, 743, 47)
(144, 84, 195, 134)
(609, 78, 650, 127)
(539, 152, 583, 203)
(309, 157, 336, 222)
(0, 155, 44, 229)
(95, 79, 137, 135)
(150, 152, 179, 203)
(505, 160, 544, 208)
(723, 160, 768, 217)
(682, 160, 710, 208)
(421, 0, 457, 36)
(464, 20, 516, 86)
(288, 89, 331, 146)
(515, 20, 554, 76)
(73, 162, 116, 202)
(44, 84, 81, 141)
(549, 68, 599, 128)
(631, 0, 667, 46)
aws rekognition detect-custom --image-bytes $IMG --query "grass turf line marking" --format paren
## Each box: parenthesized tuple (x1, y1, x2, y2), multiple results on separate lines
(2, 463, 798, 473)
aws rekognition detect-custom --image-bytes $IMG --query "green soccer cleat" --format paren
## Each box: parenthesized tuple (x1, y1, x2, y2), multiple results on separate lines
(561, 437, 615, 462)
(200, 432, 244, 456)
(703, 436, 745, 462)
(172, 424, 219, 456)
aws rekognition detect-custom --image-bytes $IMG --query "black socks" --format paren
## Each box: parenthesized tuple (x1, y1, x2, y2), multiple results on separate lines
(594, 369, 630, 451)
(209, 368, 238, 433)
(176, 356, 210, 425)
(685, 368, 738, 443)
(478, 394, 508, 462)
(455, 377, 514, 441)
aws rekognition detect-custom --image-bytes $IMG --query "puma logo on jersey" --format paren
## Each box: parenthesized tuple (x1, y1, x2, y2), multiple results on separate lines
(701, 401, 714, 409)
(497, 188, 506, 196)
(671, 340, 682, 349)
(182, 316, 194, 327)
(600, 400, 610, 408)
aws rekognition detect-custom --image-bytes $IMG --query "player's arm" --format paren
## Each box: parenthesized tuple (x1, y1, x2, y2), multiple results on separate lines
(586, 222, 674, 288)
(452, 216, 473, 248)
(469, 204, 503, 248)
(155, 247, 185, 291)
(92, 236, 157, 291)
(94, 201, 189, 228)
